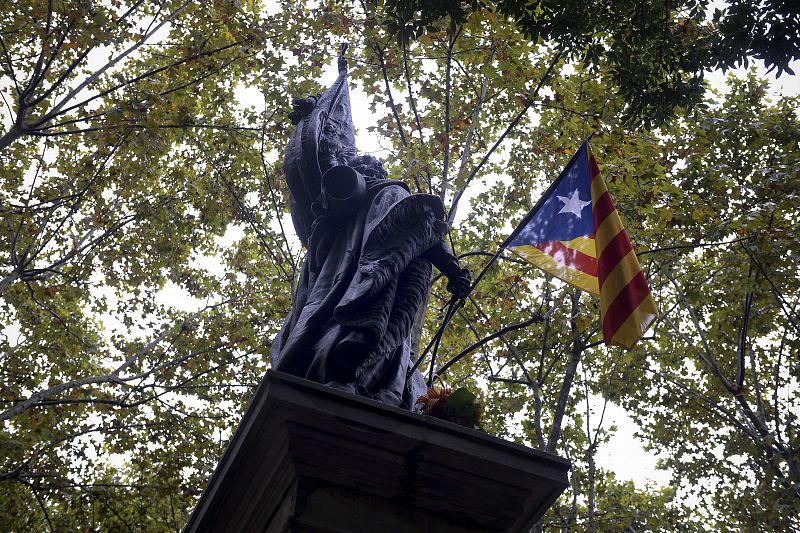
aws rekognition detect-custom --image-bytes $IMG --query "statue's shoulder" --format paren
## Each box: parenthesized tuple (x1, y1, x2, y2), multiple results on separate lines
(366, 178, 411, 197)
(371, 178, 409, 190)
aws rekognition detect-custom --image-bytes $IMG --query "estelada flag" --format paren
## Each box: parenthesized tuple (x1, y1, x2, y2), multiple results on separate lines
(503, 142, 658, 349)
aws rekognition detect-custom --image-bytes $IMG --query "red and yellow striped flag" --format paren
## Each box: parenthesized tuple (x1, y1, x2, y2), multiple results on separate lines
(505, 142, 657, 348)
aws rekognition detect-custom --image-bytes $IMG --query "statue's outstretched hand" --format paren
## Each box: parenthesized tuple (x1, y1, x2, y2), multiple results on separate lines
(446, 267, 472, 300)
(421, 241, 471, 299)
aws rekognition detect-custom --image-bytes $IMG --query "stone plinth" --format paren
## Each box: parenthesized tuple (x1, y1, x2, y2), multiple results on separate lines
(185, 371, 569, 533)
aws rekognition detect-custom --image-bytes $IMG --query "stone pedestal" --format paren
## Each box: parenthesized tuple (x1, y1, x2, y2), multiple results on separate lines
(185, 371, 569, 533)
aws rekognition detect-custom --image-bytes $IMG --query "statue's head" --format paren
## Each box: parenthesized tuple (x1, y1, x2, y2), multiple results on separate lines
(349, 155, 388, 184)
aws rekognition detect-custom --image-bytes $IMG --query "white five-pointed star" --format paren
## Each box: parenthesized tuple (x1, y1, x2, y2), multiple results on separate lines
(556, 190, 590, 217)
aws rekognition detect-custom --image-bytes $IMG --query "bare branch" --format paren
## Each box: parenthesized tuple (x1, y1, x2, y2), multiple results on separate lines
(401, 38, 423, 141)
(435, 313, 543, 377)
(456, 309, 496, 376)
(42, 2, 191, 122)
(460, 46, 564, 196)
(636, 234, 755, 256)
(30, 487, 55, 533)
(440, 24, 461, 198)
(26, 19, 78, 105)
(195, 135, 295, 286)
(736, 260, 756, 391)
(663, 266, 722, 376)
(0, 34, 23, 96)
(37, 39, 242, 128)
(373, 43, 406, 146)
(259, 110, 298, 284)
(547, 290, 582, 452)
(0, 303, 216, 422)
(447, 46, 494, 226)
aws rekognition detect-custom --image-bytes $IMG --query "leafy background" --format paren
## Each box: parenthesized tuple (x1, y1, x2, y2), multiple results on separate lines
(1, 1, 798, 531)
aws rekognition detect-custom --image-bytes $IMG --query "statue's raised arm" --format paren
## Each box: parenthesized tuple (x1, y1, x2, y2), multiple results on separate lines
(271, 48, 470, 409)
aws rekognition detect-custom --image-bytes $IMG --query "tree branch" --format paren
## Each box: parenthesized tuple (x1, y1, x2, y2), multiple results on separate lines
(0, 304, 216, 422)
(546, 290, 582, 452)
(447, 46, 494, 226)
(435, 313, 543, 376)
(373, 43, 406, 146)
(41, 2, 191, 123)
(460, 45, 565, 196)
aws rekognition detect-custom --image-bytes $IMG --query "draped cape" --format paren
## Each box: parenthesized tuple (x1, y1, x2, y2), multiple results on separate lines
(270, 56, 441, 407)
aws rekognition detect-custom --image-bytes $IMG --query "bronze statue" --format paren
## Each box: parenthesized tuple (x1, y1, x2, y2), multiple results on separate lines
(271, 48, 469, 409)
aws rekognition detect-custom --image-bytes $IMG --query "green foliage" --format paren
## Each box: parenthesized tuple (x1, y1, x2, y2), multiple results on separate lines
(1, 1, 798, 531)
(0, 0, 328, 529)
(615, 74, 800, 529)
(711, 1, 800, 76)
(380, 0, 800, 125)
(418, 384, 484, 429)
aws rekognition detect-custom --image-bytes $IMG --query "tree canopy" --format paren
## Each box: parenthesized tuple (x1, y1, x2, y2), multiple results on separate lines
(1, 1, 798, 531)
(383, 0, 800, 125)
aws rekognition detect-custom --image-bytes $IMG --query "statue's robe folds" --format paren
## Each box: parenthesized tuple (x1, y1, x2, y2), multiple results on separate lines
(270, 179, 445, 408)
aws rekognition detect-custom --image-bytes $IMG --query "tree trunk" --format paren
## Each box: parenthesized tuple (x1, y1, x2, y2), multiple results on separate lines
(587, 444, 597, 533)
(547, 290, 583, 452)
(0, 124, 23, 151)
(0, 267, 22, 294)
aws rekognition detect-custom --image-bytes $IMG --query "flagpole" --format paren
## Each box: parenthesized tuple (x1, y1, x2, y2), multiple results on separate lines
(409, 131, 600, 385)
(412, 248, 503, 387)
(427, 132, 601, 378)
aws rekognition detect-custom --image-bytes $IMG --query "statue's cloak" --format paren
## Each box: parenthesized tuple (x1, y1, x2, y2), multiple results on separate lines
(270, 55, 442, 407)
